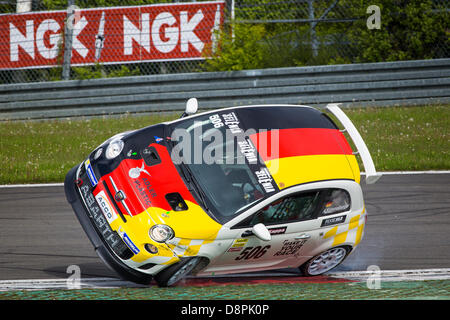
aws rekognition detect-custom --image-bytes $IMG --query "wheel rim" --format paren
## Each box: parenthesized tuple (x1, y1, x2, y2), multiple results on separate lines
(307, 247, 347, 276)
(167, 257, 200, 286)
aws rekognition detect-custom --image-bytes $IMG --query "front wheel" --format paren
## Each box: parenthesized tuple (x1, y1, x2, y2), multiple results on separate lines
(154, 257, 202, 287)
(300, 246, 349, 276)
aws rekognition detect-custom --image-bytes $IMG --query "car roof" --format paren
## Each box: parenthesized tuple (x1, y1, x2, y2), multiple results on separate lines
(166, 104, 361, 212)
(163, 104, 317, 125)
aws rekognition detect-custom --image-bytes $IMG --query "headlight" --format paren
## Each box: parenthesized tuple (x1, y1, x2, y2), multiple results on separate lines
(149, 225, 174, 243)
(105, 139, 124, 159)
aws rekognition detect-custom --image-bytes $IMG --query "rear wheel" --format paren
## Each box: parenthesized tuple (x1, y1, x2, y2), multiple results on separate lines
(154, 257, 202, 287)
(300, 247, 349, 276)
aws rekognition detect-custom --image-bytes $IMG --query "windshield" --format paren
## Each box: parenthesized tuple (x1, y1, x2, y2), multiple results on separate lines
(169, 110, 278, 224)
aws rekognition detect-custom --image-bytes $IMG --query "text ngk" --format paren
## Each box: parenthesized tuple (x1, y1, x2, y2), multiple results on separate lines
(10, 10, 205, 62)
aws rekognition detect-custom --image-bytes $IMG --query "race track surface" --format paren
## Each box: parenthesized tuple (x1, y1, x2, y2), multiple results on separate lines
(0, 173, 449, 281)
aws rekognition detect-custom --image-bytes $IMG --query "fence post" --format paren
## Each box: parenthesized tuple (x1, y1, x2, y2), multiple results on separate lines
(308, 0, 318, 57)
(62, 0, 75, 80)
(16, 0, 32, 13)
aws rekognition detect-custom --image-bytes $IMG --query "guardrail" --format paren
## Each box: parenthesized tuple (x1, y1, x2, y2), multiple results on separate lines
(1, 59, 449, 121)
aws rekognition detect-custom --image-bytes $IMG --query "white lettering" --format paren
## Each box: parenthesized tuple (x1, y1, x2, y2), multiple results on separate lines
(36, 19, 61, 59)
(152, 12, 179, 53)
(72, 16, 89, 58)
(124, 13, 150, 55)
(180, 10, 204, 52)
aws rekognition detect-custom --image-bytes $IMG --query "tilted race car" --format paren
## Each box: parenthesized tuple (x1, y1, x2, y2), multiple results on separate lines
(65, 100, 381, 287)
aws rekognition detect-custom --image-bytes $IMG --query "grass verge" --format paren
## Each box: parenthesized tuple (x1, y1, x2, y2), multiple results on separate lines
(0, 105, 448, 185)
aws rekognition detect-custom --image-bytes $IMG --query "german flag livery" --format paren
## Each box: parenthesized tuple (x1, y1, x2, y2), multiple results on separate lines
(249, 127, 360, 188)
(65, 103, 378, 287)
(236, 106, 360, 188)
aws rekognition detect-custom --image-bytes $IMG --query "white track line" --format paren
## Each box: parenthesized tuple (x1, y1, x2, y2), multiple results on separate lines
(0, 183, 64, 188)
(362, 170, 450, 175)
(1, 171, 449, 189)
(0, 277, 143, 291)
(329, 268, 450, 282)
(1, 268, 449, 291)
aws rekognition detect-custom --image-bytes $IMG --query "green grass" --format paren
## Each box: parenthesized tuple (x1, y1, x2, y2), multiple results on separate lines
(341, 105, 450, 171)
(0, 105, 448, 185)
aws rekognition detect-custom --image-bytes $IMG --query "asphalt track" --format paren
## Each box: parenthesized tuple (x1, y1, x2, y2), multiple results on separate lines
(0, 173, 449, 283)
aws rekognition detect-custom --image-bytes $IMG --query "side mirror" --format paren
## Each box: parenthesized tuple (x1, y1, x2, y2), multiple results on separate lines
(252, 223, 271, 241)
(181, 98, 198, 118)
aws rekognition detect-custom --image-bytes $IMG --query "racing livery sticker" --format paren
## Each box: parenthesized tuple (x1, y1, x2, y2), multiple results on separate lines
(128, 162, 150, 179)
(273, 239, 307, 257)
(254, 167, 276, 193)
(268, 226, 287, 235)
(133, 176, 157, 208)
(231, 238, 248, 248)
(210, 111, 279, 196)
(118, 227, 140, 255)
(321, 215, 346, 227)
(237, 138, 258, 164)
(84, 159, 98, 187)
(95, 190, 118, 224)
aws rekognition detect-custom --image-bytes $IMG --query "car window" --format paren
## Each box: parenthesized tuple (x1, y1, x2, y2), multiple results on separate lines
(249, 191, 321, 226)
(232, 188, 351, 229)
(169, 112, 270, 224)
(319, 189, 351, 216)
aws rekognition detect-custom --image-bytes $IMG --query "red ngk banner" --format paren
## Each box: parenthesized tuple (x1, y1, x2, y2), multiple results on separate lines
(0, 1, 225, 70)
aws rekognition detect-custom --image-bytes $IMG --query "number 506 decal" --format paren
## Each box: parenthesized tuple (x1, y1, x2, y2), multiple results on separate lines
(235, 245, 271, 261)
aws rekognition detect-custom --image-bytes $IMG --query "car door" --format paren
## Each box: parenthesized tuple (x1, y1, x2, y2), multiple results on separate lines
(213, 190, 327, 273)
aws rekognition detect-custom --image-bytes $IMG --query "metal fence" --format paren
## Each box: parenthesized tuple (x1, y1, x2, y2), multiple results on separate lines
(0, 0, 449, 84)
(1, 58, 449, 121)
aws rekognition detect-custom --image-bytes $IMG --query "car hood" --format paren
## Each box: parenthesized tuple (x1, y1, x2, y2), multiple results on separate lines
(97, 140, 222, 241)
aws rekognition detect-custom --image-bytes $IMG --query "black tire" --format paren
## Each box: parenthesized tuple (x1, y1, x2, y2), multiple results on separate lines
(154, 257, 202, 287)
(300, 246, 350, 276)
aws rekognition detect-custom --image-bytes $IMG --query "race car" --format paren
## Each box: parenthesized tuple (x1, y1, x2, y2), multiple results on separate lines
(64, 99, 381, 287)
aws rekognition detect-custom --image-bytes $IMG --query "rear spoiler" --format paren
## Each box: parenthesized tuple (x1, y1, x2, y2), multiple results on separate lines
(326, 103, 382, 184)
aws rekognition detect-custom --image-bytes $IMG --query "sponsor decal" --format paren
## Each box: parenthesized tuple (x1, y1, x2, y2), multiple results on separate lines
(208, 112, 242, 134)
(95, 190, 118, 224)
(213, 111, 278, 195)
(133, 177, 157, 208)
(1, 2, 225, 69)
(79, 184, 123, 251)
(273, 239, 307, 257)
(128, 162, 150, 179)
(84, 159, 98, 187)
(154, 136, 163, 143)
(118, 227, 140, 255)
(227, 247, 243, 253)
(323, 203, 350, 215)
(321, 215, 346, 227)
(268, 226, 287, 235)
(221, 111, 243, 134)
(238, 138, 258, 164)
(254, 167, 276, 193)
(231, 238, 249, 248)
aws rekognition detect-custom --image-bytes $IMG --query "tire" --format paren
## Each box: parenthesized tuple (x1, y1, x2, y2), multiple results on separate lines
(300, 246, 349, 276)
(154, 257, 202, 287)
